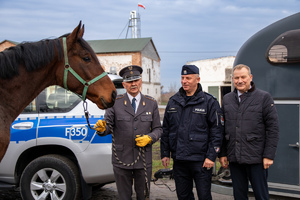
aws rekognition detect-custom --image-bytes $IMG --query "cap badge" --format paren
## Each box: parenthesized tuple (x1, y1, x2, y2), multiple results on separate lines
(128, 66, 133, 70)
(183, 70, 187, 75)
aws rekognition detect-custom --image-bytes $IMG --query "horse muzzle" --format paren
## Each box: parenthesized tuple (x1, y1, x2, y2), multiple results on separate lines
(100, 90, 116, 109)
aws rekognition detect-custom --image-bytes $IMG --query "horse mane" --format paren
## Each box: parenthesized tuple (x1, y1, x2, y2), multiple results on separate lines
(0, 38, 63, 79)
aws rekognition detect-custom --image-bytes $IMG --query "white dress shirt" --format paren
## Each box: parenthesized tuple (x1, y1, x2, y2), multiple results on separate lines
(127, 92, 141, 113)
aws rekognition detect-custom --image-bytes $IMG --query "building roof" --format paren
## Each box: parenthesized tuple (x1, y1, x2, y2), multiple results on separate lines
(87, 37, 153, 53)
(0, 39, 19, 45)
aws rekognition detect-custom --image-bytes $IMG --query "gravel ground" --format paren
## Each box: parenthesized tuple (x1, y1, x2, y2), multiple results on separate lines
(0, 179, 296, 200)
(91, 179, 235, 200)
(90, 179, 300, 200)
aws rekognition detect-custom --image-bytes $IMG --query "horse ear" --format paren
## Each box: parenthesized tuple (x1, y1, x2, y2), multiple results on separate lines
(78, 24, 84, 38)
(68, 21, 84, 44)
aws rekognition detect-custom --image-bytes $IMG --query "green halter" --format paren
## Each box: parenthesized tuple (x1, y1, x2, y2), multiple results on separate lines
(62, 37, 107, 100)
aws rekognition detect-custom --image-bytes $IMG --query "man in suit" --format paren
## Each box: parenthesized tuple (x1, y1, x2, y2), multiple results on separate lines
(94, 65, 162, 200)
(219, 64, 279, 200)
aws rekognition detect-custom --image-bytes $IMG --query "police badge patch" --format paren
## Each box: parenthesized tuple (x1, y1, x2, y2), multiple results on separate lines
(220, 115, 224, 126)
(214, 147, 220, 153)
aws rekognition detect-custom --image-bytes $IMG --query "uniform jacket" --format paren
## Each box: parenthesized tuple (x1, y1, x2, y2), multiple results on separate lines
(103, 92, 162, 169)
(219, 82, 279, 164)
(161, 84, 224, 162)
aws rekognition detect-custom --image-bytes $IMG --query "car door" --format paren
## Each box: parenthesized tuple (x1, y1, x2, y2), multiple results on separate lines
(11, 99, 39, 143)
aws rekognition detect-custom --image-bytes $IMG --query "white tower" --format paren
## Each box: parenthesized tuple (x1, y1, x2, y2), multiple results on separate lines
(126, 10, 141, 38)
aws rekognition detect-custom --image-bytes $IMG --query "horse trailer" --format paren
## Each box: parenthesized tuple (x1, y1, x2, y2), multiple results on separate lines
(234, 12, 300, 198)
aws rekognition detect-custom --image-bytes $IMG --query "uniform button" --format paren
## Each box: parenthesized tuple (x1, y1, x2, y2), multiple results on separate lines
(134, 118, 138, 121)
(134, 128, 137, 130)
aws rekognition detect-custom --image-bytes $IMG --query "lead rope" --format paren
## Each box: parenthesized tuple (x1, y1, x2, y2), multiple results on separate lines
(107, 124, 149, 199)
(141, 146, 150, 199)
(83, 101, 97, 130)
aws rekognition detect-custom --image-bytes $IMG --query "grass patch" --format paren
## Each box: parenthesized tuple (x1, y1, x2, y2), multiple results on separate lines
(152, 141, 173, 179)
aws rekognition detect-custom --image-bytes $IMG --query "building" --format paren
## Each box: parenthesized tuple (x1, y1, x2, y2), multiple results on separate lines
(0, 40, 18, 52)
(186, 56, 235, 103)
(0, 37, 161, 102)
(88, 37, 161, 102)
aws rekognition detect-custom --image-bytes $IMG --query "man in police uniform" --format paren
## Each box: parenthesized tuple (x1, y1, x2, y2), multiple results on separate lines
(161, 65, 223, 200)
(94, 65, 162, 200)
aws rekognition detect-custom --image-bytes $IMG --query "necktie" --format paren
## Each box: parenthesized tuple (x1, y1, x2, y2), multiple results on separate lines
(239, 94, 244, 102)
(132, 98, 136, 112)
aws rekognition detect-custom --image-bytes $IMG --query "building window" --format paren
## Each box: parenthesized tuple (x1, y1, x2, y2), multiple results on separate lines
(147, 88, 149, 94)
(147, 69, 151, 83)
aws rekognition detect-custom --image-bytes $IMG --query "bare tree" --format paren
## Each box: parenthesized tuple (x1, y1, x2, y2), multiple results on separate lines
(169, 82, 179, 93)
(161, 82, 179, 104)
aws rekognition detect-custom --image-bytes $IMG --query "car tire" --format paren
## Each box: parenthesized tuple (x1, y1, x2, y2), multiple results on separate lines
(20, 154, 81, 200)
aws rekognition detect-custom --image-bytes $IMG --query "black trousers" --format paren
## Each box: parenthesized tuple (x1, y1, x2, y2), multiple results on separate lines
(230, 162, 269, 200)
(173, 160, 212, 200)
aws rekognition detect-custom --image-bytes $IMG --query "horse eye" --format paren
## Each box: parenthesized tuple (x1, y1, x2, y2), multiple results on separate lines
(83, 57, 91, 62)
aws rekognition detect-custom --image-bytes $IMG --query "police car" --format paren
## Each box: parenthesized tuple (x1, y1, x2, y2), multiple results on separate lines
(0, 74, 125, 199)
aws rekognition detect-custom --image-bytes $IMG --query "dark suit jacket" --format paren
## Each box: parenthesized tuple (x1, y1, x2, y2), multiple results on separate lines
(103, 92, 162, 169)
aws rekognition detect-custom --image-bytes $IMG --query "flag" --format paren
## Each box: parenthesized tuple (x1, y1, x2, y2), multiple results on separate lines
(138, 3, 145, 9)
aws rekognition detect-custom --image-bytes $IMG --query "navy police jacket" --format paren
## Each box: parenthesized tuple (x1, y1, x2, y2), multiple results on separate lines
(161, 84, 224, 162)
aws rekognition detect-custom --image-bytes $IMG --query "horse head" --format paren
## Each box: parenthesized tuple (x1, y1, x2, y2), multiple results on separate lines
(60, 21, 116, 109)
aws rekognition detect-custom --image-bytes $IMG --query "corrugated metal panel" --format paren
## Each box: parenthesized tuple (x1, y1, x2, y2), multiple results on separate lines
(87, 38, 152, 53)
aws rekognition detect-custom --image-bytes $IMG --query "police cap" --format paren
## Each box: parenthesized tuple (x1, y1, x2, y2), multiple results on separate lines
(119, 65, 143, 82)
(181, 65, 199, 75)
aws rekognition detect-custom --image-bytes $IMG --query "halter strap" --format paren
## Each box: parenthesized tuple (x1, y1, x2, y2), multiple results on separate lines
(62, 37, 107, 100)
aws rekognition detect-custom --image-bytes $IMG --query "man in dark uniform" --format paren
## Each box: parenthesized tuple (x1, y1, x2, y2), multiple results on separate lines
(94, 65, 162, 200)
(161, 65, 224, 200)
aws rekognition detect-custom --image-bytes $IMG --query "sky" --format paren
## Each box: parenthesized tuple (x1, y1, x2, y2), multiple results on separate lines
(0, 0, 299, 92)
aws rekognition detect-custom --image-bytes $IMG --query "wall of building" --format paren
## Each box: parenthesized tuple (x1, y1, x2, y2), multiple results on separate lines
(141, 56, 161, 101)
(96, 53, 137, 73)
(187, 56, 235, 103)
(96, 52, 161, 102)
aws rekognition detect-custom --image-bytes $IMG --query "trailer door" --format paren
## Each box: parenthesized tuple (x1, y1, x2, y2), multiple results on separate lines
(269, 101, 300, 185)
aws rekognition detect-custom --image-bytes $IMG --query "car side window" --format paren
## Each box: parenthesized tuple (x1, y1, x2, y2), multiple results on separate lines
(22, 99, 37, 113)
(38, 86, 81, 113)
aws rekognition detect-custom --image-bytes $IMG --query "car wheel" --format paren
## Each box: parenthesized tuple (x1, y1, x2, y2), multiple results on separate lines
(20, 154, 81, 200)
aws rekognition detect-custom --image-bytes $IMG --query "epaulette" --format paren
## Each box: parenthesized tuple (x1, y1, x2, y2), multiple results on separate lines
(204, 92, 217, 100)
(116, 94, 125, 100)
(144, 95, 157, 102)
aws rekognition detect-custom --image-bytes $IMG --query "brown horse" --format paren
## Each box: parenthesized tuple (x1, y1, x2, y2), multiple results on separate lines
(0, 21, 116, 162)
